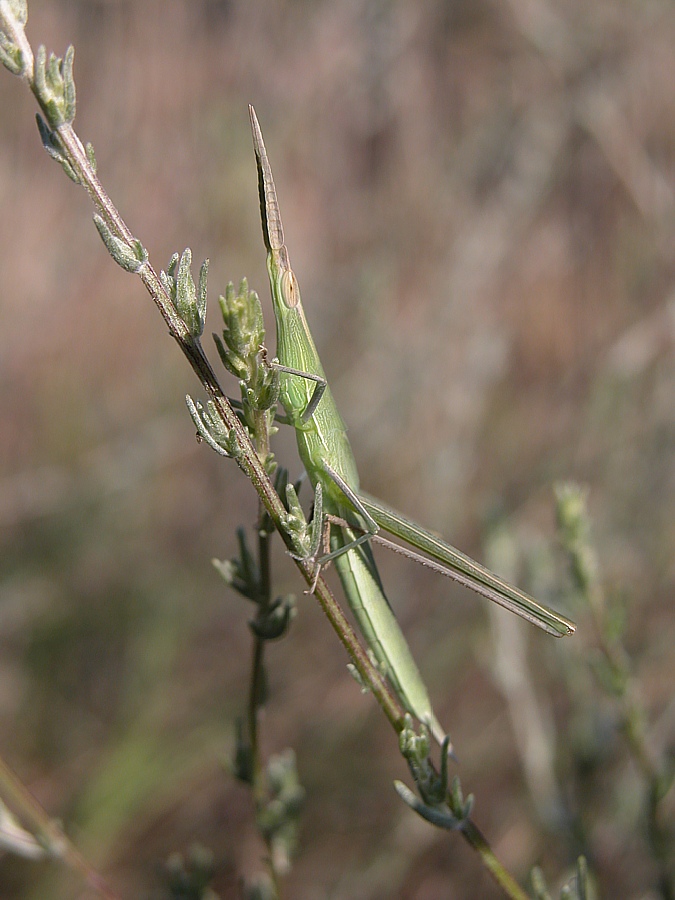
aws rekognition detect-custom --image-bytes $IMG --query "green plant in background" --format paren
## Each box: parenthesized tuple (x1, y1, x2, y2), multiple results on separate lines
(0, 2, 654, 898)
(164, 844, 219, 900)
(556, 483, 674, 899)
(531, 857, 596, 900)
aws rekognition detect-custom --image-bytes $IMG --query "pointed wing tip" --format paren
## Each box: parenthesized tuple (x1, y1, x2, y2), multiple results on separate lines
(247, 106, 285, 253)
(248, 105, 265, 157)
(551, 618, 576, 637)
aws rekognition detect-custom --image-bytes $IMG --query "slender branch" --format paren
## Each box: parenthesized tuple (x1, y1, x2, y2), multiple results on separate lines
(46, 126, 405, 738)
(556, 483, 674, 899)
(248, 531, 268, 798)
(0, 756, 122, 900)
(460, 818, 531, 900)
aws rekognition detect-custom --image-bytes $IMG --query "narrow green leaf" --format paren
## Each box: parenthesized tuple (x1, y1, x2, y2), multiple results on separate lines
(185, 395, 234, 458)
(197, 257, 209, 329)
(530, 867, 553, 900)
(393, 781, 463, 830)
(93, 215, 146, 273)
(172, 248, 206, 337)
(85, 141, 96, 172)
(62, 45, 75, 123)
(33, 44, 77, 128)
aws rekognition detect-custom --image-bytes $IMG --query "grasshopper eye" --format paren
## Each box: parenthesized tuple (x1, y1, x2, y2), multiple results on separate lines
(280, 269, 300, 309)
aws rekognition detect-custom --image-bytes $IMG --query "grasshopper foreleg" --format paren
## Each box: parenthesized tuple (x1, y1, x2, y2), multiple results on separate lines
(270, 361, 327, 422)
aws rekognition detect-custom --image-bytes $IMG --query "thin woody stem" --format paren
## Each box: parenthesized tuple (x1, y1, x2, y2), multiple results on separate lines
(49, 120, 406, 738)
(41, 115, 396, 714)
(460, 818, 531, 900)
(0, 756, 122, 900)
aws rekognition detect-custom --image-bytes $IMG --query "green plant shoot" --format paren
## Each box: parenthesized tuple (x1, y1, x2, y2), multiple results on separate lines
(249, 106, 575, 749)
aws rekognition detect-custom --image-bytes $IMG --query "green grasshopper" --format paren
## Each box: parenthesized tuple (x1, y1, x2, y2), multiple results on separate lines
(248, 106, 575, 748)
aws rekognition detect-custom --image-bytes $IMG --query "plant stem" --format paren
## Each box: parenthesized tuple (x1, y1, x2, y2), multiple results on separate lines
(0, 756, 122, 900)
(50, 121, 405, 734)
(460, 818, 531, 900)
(557, 483, 674, 899)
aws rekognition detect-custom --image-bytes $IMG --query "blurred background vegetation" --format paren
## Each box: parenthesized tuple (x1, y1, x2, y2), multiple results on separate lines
(0, 0, 673, 897)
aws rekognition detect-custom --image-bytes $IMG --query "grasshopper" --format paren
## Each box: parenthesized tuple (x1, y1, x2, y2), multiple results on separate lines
(248, 106, 574, 748)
